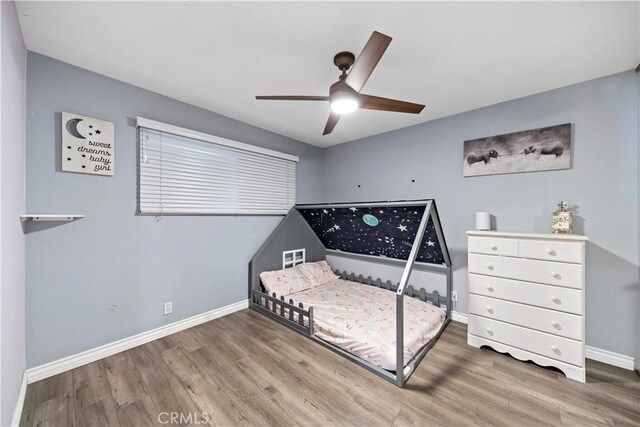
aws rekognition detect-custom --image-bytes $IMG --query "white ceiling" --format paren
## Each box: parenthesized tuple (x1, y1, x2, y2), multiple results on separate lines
(16, 1, 639, 147)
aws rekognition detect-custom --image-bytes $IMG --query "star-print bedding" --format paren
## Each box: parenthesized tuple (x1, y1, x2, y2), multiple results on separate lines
(286, 278, 446, 371)
(298, 204, 447, 265)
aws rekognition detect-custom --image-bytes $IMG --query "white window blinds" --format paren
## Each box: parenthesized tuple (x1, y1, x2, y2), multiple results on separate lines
(138, 118, 297, 215)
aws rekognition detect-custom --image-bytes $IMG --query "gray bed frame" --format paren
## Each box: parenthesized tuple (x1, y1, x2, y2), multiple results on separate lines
(248, 200, 452, 387)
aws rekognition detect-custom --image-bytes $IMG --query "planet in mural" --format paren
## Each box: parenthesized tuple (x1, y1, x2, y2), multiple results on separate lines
(362, 214, 379, 227)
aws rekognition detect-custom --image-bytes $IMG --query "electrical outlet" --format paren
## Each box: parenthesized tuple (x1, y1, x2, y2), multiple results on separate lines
(163, 301, 173, 316)
(452, 291, 458, 303)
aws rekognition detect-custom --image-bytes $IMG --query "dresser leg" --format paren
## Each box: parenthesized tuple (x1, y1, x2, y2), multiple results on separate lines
(560, 366, 586, 383)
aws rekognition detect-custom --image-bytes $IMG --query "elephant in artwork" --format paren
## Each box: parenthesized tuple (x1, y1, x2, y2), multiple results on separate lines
(540, 144, 565, 157)
(467, 149, 499, 165)
(524, 144, 564, 158)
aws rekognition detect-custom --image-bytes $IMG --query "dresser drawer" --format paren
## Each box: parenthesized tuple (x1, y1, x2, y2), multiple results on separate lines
(468, 236, 518, 257)
(468, 315, 583, 366)
(468, 274, 583, 314)
(468, 294, 582, 340)
(519, 239, 583, 264)
(468, 253, 583, 289)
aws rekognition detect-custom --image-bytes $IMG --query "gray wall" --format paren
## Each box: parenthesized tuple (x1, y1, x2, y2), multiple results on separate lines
(0, 1, 26, 424)
(322, 71, 639, 361)
(25, 53, 323, 367)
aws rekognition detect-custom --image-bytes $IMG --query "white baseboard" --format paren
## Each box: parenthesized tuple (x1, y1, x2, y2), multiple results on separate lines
(451, 310, 468, 324)
(26, 299, 249, 384)
(585, 346, 635, 370)
(451, 311, 634, 370)
(10, 372, 27, 427)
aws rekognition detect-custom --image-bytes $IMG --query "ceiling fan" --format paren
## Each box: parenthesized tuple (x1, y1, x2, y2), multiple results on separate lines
(256, 31, 425, 136)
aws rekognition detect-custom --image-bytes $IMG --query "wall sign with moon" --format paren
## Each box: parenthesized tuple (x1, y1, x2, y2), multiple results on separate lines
(62, 112, 115, 176)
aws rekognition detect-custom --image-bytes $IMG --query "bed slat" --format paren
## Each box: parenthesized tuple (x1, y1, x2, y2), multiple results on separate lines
(298, 302, 305, 326)
(432, 290, 440, 307)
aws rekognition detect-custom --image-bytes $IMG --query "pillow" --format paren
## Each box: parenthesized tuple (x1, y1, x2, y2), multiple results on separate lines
(298, 260, 339, 286)
(259, 266, 311, 297)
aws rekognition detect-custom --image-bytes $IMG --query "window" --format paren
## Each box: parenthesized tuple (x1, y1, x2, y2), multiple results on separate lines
(137, 118, 297, 215)
(282, 249, 305, 269)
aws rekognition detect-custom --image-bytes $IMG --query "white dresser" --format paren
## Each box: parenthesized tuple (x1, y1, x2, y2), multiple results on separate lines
(466, 231, 588, 382)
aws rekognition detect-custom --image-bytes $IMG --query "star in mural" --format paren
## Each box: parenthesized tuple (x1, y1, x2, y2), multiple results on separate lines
(398, 224, 408, 232)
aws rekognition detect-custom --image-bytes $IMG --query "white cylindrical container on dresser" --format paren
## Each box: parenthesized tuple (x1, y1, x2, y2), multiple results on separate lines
(475, 212, 491, 230)
(466, 230, 588, 382)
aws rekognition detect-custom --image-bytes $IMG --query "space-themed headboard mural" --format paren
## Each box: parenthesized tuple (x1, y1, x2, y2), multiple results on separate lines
(297, 200, 450, 266)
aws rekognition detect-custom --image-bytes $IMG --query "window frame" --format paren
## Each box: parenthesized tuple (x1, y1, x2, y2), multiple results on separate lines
(137, 117, 298, 216)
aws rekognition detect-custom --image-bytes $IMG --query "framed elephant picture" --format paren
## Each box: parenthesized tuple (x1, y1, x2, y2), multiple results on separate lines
(463, 123, 571, 177)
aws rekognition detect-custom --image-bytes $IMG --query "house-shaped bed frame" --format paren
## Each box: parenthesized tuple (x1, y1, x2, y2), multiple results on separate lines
(249, 200, 452, 387)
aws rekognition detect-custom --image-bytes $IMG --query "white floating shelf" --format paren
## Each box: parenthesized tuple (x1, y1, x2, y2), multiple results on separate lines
(20, 214, 84, 222)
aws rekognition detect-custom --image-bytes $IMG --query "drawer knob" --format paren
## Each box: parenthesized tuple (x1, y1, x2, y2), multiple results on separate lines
(550, 296, 560, 303)
(550, 320, 559, 327)
(486, 327, 493, 334)
(486, 264, 494, 270)
(490, 245, 498, 251)
(486, 285, 494, 292)
(551, 271, 561, 279)
(546, 248, 556, 255)
(486, 306, 494, 313)
(550, 345, 559, 352)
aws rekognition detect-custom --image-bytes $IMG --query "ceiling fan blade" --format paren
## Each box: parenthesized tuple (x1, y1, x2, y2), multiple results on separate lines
(256, 95, 329, 101)
(345, 31, 392, 93)
(323, 112, 341, 135)
(358, 94, 425, 114)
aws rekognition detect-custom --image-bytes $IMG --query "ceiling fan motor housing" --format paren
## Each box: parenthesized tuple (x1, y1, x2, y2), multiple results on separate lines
(329, 80, 359, 103)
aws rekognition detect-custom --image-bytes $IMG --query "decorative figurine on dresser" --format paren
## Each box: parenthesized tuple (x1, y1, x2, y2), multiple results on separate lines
(552, 201, 573, 234)
(466, 230, 588, 382)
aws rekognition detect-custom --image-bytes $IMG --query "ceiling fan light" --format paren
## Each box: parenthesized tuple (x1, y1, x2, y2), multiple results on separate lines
(330, 97, 358, 115)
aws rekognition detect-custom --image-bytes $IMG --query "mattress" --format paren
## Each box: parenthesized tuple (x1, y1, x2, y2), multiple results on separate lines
(286, 279, 446, 371)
